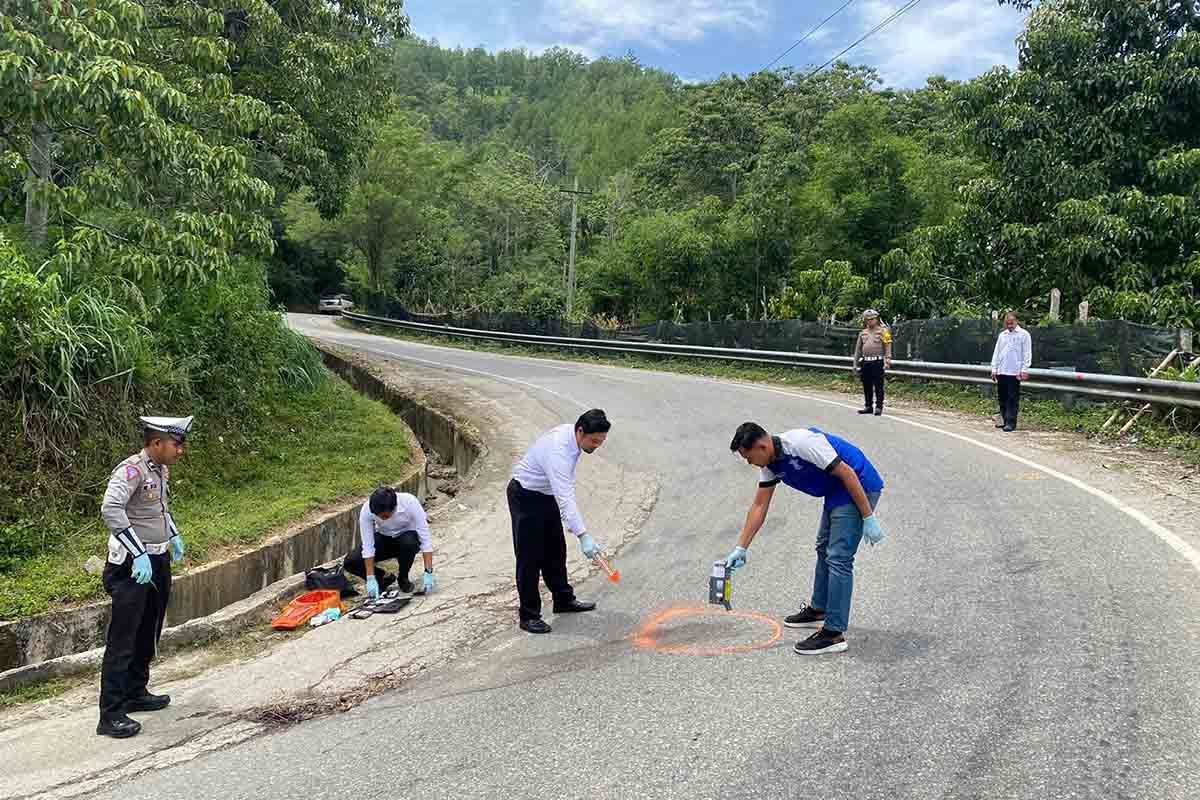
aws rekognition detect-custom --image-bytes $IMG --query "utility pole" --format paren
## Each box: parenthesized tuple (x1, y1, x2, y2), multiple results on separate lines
(559, 177, 593, 318)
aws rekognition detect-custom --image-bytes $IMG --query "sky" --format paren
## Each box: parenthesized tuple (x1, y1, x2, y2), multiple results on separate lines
(402, 0, 1029, 88)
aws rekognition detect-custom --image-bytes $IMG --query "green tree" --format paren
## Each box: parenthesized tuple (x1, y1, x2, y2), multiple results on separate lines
(1, 0, 275, 276)
(222, 0, 410, 217)
(943, 0, 1200, 326)
(285, 113, 452, 309)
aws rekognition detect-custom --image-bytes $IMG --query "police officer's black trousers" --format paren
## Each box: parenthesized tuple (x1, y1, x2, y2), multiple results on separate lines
(996, 374, 1022, 428)
(342, 531, 420, 582)
(99, 553, 171, 720)
(860, 361, 886, 410)
(507, 479, 577, 621)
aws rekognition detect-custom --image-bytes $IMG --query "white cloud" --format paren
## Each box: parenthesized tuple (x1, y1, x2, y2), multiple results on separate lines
(838, 0, 1026, 86)
(408, 0, 767, 58)
(542, 0, 768, 51)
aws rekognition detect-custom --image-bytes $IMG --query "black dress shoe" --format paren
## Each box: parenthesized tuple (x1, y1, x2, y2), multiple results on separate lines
(995, 422, 1006, 428)
(857, 408, 873, 415)
(397, 578, 414, 593)
(519, 618, 552, 634)
(873, 408, 883, 416)
(1002, 424, 1015, 432)
(553, 600, 596, 614)
(125, 692, 170, 712)
(97, 714, 142, 738)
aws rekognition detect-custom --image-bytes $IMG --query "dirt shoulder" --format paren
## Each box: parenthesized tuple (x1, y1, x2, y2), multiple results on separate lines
(0, 338, 659, 800)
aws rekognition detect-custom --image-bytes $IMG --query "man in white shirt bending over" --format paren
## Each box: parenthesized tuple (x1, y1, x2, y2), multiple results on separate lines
(508, 409, 610, 634)
(343, 486, 436, 599)
(990, 311, 1034, 432)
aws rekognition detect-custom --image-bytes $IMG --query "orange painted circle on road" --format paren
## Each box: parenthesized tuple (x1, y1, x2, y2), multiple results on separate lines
(632, 605, 784, 657)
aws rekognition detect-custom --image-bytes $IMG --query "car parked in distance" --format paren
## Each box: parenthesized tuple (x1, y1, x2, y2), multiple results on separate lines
(318, 294, 355, 314)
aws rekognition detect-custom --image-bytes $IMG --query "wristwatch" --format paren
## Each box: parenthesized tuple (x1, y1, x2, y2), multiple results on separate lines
(424, 567, 434, 574)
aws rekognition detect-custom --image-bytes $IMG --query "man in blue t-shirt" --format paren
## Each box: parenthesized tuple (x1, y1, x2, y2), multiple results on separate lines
(726, 421, 887, 655)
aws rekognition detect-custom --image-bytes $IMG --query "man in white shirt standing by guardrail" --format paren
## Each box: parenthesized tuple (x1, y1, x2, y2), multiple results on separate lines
(991, 311, 1033, 432)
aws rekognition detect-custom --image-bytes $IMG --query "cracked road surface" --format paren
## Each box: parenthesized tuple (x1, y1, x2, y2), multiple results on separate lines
(89, 315, 1200, 800)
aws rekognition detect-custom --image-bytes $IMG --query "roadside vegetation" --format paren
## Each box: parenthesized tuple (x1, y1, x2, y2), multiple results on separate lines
(0, 2, 411, 620)
(0, 375, 412, 620)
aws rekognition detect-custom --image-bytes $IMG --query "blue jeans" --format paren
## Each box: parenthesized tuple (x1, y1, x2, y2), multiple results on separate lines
(811, 492, 880, 633)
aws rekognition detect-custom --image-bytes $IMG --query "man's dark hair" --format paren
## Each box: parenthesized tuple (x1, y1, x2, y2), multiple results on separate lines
(575, 408, 611, 435)
(729, 421, 769, 452)
(369, 486, 398, 515)
(143, 429, 165, 446)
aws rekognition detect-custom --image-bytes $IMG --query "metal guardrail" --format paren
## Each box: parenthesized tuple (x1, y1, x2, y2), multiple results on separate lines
(341, 311, 1200, 410)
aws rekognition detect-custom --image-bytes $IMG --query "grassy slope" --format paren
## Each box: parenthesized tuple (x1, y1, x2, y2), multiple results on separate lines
(0, 376, 412, 620)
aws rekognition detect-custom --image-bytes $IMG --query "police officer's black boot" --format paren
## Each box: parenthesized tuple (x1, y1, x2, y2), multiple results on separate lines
(125, 691, 171, 712)
(97, 713, 142, 738)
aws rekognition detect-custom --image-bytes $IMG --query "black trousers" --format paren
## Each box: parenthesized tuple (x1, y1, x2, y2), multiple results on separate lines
(343, 531, 420, 582)
(996, 374, 1022, 427)
(507, 479, 576, 621)
(99, 553, 171, 720)
(860, 360, 886, 409)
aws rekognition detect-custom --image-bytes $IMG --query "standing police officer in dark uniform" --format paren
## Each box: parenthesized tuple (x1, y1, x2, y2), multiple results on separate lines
(853, 309, 892, 416)
(96, 415, 191, 739)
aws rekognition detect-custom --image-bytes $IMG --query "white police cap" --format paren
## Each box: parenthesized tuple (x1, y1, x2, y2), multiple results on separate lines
(140, 415, 193, 441)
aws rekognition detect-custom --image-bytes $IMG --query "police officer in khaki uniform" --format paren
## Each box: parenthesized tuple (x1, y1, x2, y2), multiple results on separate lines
(852, 310, 892, 416)
(96, 415, 191, 739)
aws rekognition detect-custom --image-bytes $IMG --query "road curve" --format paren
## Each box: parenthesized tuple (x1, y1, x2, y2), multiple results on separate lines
(99, 314, 1200, 800)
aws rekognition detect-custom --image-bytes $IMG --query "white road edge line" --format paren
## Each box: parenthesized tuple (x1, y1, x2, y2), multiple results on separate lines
(342, 342, 591, 411)
(726, 380, 1200, 575)
(313, 325, 1200, 576)
(308, 321, 646, 383)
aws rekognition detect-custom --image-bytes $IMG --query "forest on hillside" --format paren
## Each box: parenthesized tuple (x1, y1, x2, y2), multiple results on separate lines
(3, 0, 1200, 461)
(0, 0, 407, 570)
(277, 0, 1200, 331)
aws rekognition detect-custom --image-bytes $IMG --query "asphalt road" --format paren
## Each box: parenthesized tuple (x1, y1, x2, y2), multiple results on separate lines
(99, 315, 1200, 800)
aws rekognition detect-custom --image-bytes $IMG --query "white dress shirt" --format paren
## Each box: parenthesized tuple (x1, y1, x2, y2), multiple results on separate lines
(512, 424, 587, 537)
(358, 491, 432, 559)
(991, 326, 1033, 376)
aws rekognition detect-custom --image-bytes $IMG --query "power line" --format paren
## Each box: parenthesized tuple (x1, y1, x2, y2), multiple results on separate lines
(767, 0, 927, 103)
(759, 0, 858, 73)
(801, 0, 926, 81)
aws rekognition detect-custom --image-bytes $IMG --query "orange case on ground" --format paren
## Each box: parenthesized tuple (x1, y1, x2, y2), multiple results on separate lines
(270, 590, 344, 630)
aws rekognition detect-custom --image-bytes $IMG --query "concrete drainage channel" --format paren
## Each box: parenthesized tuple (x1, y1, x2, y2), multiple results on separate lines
(0, 345, 483, 694)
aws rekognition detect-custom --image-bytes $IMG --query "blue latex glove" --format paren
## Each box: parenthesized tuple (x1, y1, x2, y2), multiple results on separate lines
(366, 575, 380, 599)
(422, 571, 436, 594)
(725, 545, 748, 572)
(169, 535, 185, 563)
(578, 533, 602, 560)
(863, 516, 886, 546)
(131, 553, 153, 585)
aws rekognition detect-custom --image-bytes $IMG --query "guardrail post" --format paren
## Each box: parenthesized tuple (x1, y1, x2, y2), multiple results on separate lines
(1077, 301, 1089, 323)
(1048, 365, 1079, 409)
(1049, 288, 1061, 322)
(978, 362, 995, 401)
(1181, 328, 1194, 355)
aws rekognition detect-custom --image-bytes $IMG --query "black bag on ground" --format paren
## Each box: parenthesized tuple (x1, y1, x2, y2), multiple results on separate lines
(305, 564, 358, 598)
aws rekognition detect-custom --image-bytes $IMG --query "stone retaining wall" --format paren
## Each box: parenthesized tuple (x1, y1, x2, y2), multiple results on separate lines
(0, 346, 482, 682)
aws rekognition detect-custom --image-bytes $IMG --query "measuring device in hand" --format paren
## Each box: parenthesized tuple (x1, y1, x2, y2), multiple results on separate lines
(708, 561, 732, 611)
